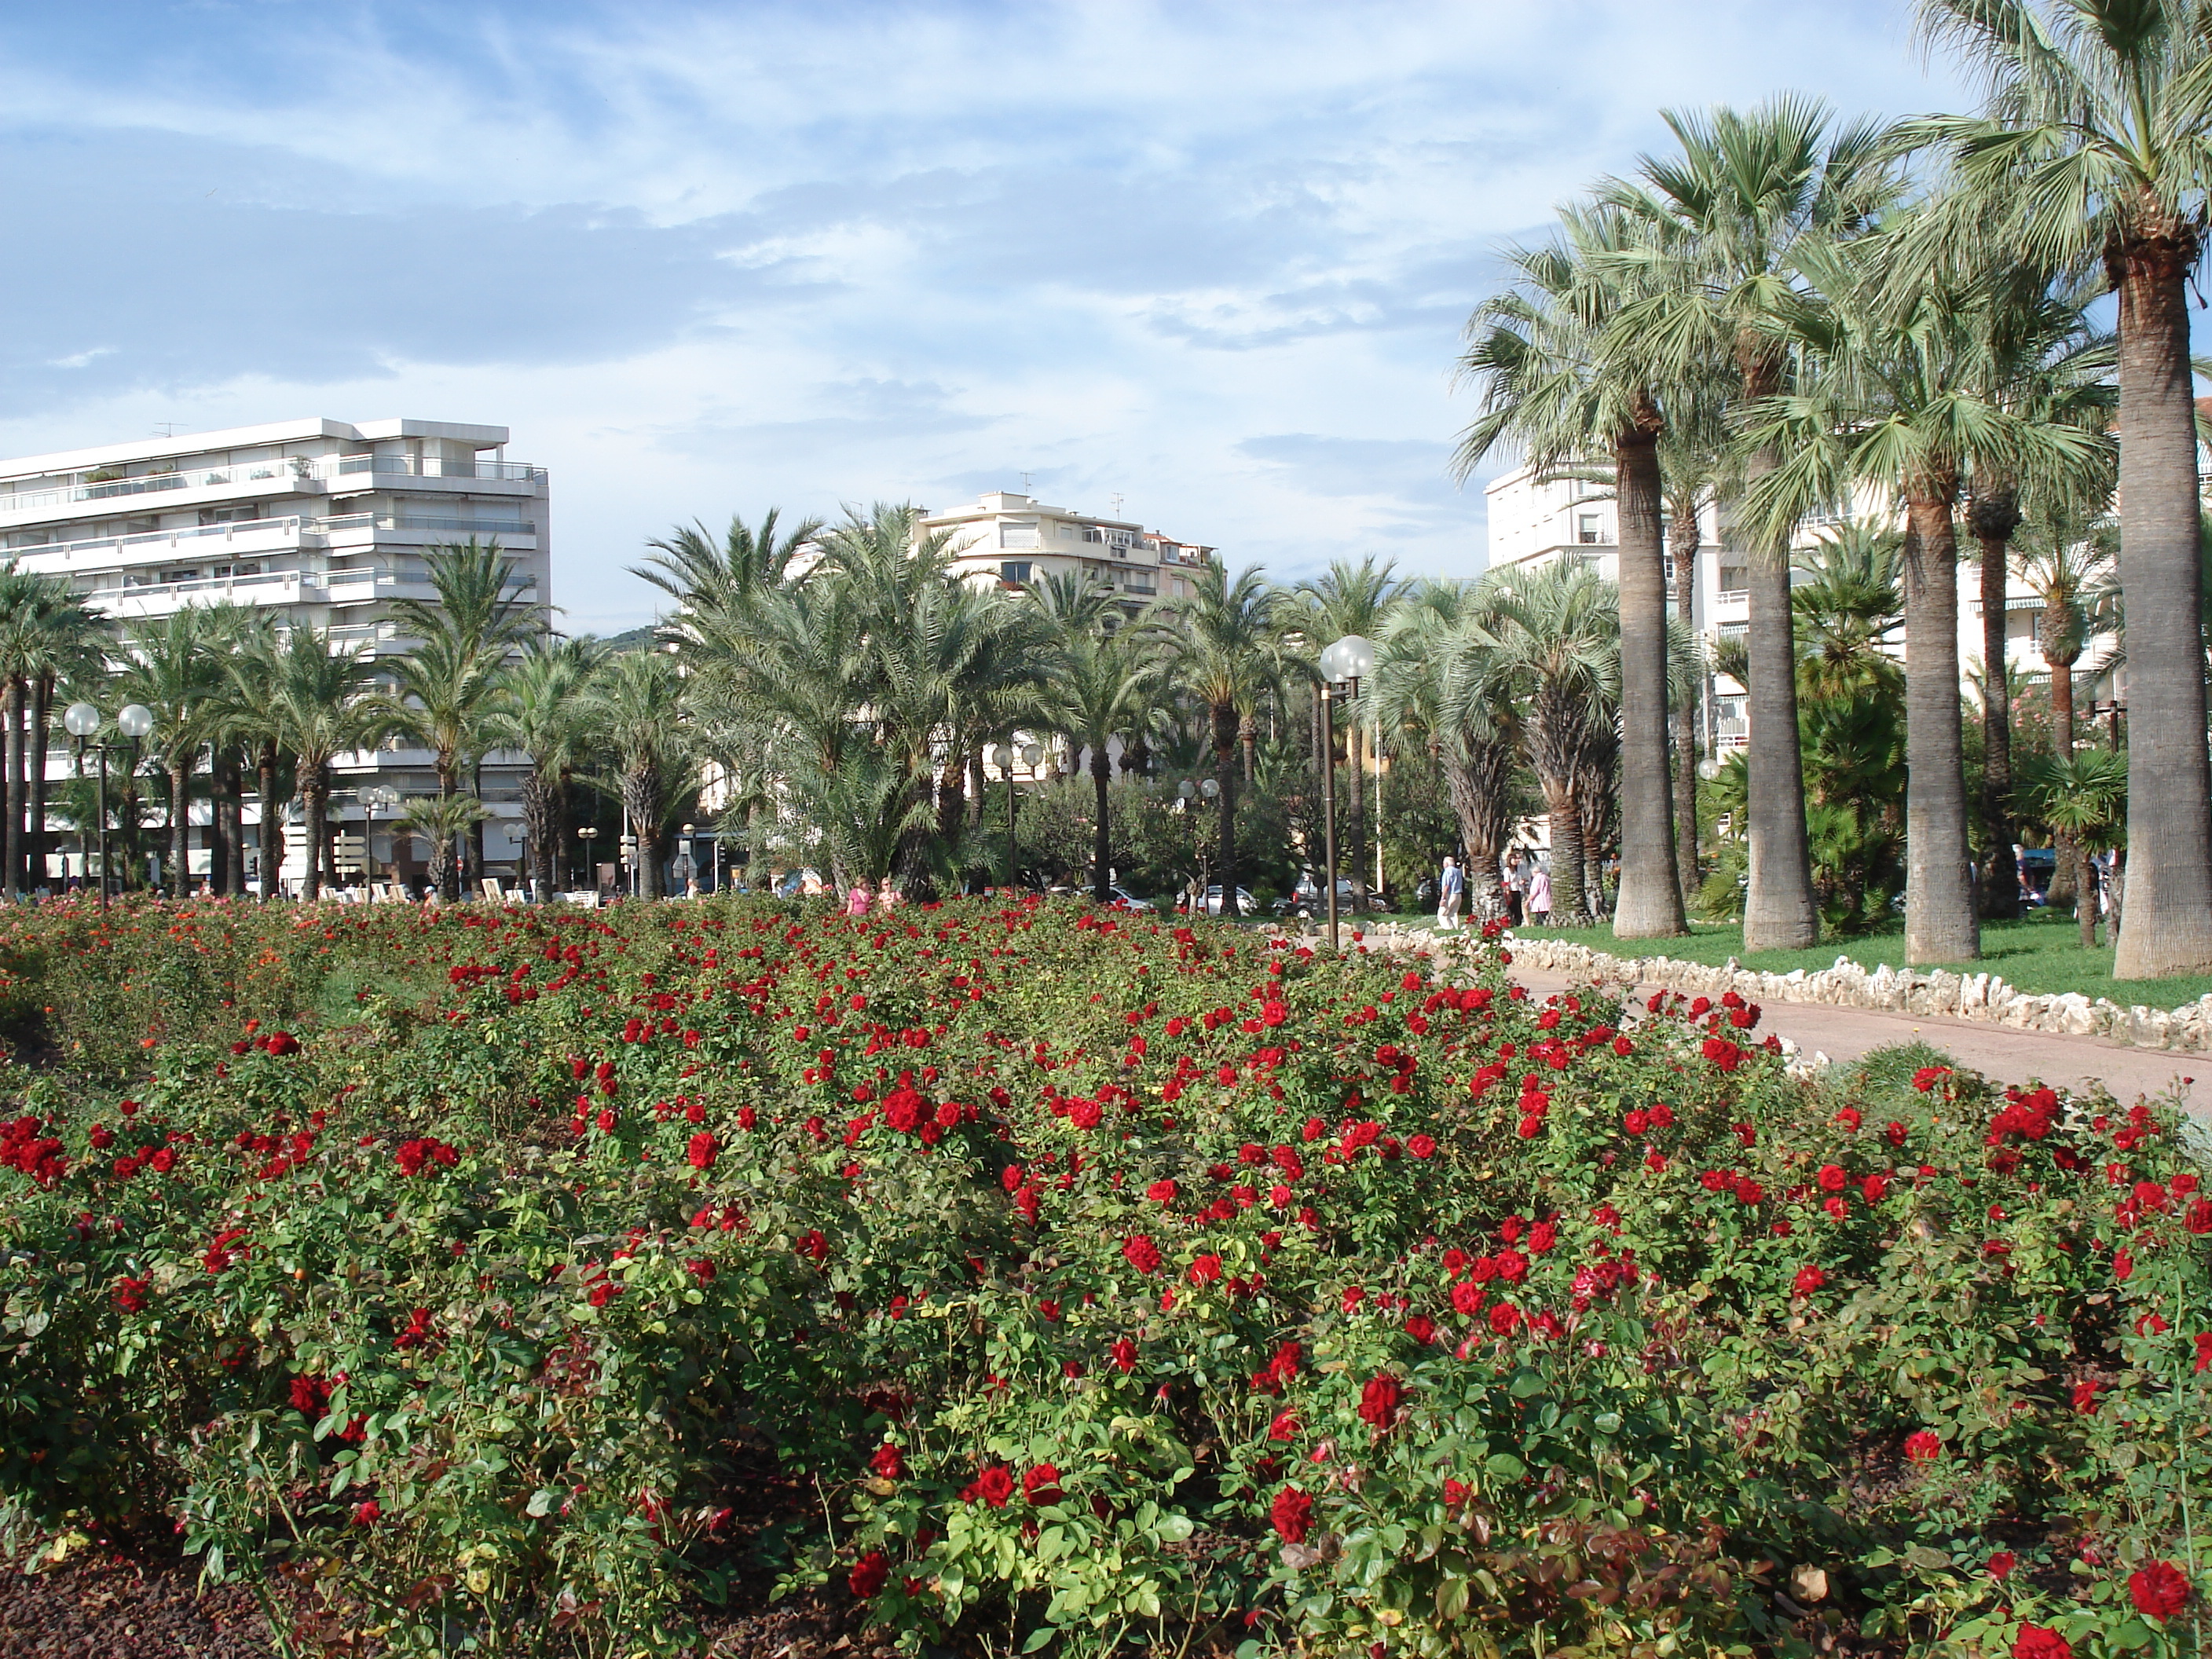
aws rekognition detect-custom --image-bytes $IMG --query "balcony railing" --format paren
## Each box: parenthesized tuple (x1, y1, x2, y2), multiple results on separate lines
(8, 515, 312, 563)
(321, 512, 537, 538)
(0, 454, 543, 517)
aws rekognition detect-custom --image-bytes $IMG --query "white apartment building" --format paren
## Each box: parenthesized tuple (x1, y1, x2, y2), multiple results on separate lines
(1483, 464, 2112, 756)
(0, 416, 551, 888)
(917, 491, 1213, 612)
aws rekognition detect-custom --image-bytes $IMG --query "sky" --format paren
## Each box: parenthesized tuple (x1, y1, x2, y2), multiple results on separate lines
(0, 2, 1976, 635)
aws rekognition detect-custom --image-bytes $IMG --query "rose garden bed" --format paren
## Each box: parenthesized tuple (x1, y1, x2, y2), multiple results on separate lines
(0, 896, 2205, 1659)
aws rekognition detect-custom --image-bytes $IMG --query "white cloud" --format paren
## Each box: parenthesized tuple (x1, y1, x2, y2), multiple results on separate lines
(0, 0, 1975, 631)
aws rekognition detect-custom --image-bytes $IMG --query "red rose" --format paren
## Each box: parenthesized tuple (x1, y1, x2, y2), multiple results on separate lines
(2130, 1559, 2192, 1620)
(1987, 1551, 2016, 1580)
(848, 1549, 889, 1599)
(1023, 1463, 1064, 1505)
(1903, 1430, 1942, 1463)
(1792, 1265, 1826, 1298)
(1818, 1163, 1848, 1192)
(352, 1499, 381, 1525)
(1357, 1375, 1402, 1427)
(870, 1442, 903, 1480)
(1122, 1235, 1162, 1275)
(1271, 1485, 1313, 1543)
(1147, 1179, 1177, 1203)
(2012, 1626, 2071, 1659)
(1268, 1409, 1301, 1441)
(960, 1464, 1015, 1507)
(686, 1131, 718, 1170)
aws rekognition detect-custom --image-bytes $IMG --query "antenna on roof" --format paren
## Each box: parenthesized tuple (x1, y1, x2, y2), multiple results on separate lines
(152, 423, 179, 438)
(1020, 471, 1032, 491)
(1110, 493, 1124, 518)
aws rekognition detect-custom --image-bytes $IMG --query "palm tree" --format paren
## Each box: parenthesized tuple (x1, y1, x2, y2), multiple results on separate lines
(1372, 581, 1520, 921)
(1607, 96, 1894, 951)
(1287, 558, 1410, 911)
(1908, 0, 2212, 975)
(115, 610, 229, 895)
(2022, 748, 2129, 947)
(2016, 506, 2119, 911)
(1148, 562, 1296, 910)
(397, 793, 493, 903)
(0, 568, 105, 895)
(584, 648, 691, 899)
(258, 627, 386, 902)
(634, 509, 824, 654)
(1741, 233, 2108, 963)
(386, 540, 540, 885)
(483, 637, 602, 899)
(1037, 624, 1160, 901)
(1657, 412, 1730, 908)
(1476, 560, 1620, 926)
(1457, 199, 1685, 939)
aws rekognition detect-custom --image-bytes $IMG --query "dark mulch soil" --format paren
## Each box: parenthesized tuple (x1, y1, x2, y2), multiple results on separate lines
(0, 1534, 894, 1659)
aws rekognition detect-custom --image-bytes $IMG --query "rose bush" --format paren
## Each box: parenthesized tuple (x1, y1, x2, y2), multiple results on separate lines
(0, 895, 2206, 1658)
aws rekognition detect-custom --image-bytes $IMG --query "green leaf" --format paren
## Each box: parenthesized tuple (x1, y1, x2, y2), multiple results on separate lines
(1021, 1627, 1057, 1653)
(1485, 1452, 1526, 1482)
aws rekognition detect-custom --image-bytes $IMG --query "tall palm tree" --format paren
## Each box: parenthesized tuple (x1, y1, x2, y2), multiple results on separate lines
(0, 569, 104, 895)
(1372, 581, 1520, 921)
(1475, 560, 1620, 926)
(257, 627, 386, 902)
(191, 603, 269, 898)
(1148, 562, 1296, 910)
(1457, 199, 1686, 939)
(1608, 95, 1894, 951)
(483, 637, 602, 899)
(115, 609, 229, 895)
(387, 540, 540, 885)
(585, 649, 691, 900)
(1287, 558, 1410, 910)
(1037, 624, 1160, 900)
(1741, 233, 2108, 963)
(1907, 0, 2212, 975)
(1657, 412, 1730, 908)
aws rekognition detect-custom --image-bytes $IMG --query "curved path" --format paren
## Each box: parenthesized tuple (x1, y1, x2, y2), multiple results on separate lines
(1507, 962, 2207, 1117)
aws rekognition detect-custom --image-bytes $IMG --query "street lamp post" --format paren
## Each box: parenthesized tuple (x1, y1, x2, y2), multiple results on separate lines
(577, 825, 599, 892)
(63, 701, 154, 910)
(1315, 635, 1375, 952)
(358, 785, 401, 892)
(991, 742, 1043, 889)
(1173, 777, 1220, 912)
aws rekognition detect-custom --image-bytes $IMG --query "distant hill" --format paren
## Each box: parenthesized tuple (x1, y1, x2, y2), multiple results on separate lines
(595, 625, 659, 653)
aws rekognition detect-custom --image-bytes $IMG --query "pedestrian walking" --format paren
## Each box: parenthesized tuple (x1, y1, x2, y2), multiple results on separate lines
(1501, 850, 1525, 926)
(1526, 859, 1553, 927)
(1436, 854, 1464, 930)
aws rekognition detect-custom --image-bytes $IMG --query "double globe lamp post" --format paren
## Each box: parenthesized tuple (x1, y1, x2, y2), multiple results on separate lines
(62, 699, 155, 909)
(1314, 634, 1374, 953)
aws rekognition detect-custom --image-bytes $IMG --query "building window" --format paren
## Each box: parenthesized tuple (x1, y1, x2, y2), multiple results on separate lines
(1082, 526, 1104, 543)
(999, 522, 1040, 550)
(999, 561, 1031, 585)
(199, 504, 263, 526)
(1577, 514, 1602, 544)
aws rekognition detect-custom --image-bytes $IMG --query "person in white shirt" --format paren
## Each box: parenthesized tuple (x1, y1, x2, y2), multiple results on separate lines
(1437, 854, 1464, 930)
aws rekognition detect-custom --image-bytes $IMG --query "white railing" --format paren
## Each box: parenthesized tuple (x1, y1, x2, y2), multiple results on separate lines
(7, 515, 311, 563)
(0, 453, 542, 516)
(320, 512, 537, 538)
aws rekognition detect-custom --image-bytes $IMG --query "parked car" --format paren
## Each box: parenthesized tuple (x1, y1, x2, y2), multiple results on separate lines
(1273, 875, 1389, 918)
(1108, 885, 1155, 913)
(1176, 885, 1256, 917)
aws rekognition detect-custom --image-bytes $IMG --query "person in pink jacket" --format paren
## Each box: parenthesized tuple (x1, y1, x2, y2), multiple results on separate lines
(844, 882, 872, 917)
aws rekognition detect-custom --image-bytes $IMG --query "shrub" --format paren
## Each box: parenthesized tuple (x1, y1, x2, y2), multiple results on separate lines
(0, 895, 2206, 1658)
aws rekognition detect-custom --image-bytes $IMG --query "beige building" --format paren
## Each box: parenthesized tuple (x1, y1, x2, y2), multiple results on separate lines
(916, 490, 1211, 608)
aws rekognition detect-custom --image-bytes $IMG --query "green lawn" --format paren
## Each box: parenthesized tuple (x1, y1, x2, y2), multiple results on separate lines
(1500, 906, 2212, 1006)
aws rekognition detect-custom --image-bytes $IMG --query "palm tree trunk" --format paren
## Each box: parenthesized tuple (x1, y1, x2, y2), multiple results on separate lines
(1972, 490, 2021, 921)
(169, 756, 192, 897)
(2111, 236, 2212, 976)
(1738, 356, 1819, 951)
(470, 759, 488, 885)
(968, 752, 987, 830)
(302, 769, 327, 902)
(524, 767, 558, 898)
(1091, 749, 1113, 901)
(1542, 775, 1588, 925)
(27, 676, 52, 895)
(1613, 423, 1685, 939)
(1671, 497, 1702, 910)
(258, 739, 283, 901)
(1211, 701, 1239, 909)
(2076, 841, 2099, 949)
(1902, 493, 1979, 963)
(218, 747, 244, 896)
(2047, 635, 2079, 911)
(3, 677, 24, 898)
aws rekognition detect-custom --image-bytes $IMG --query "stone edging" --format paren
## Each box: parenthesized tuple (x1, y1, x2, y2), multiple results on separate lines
(1497, 936, 2212, 1054)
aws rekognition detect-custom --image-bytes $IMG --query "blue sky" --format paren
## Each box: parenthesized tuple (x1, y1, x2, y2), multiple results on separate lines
(0, 2, 1972, 634)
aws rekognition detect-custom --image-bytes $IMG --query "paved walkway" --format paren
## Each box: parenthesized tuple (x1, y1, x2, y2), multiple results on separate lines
(1509, 963, 2207, 1115)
